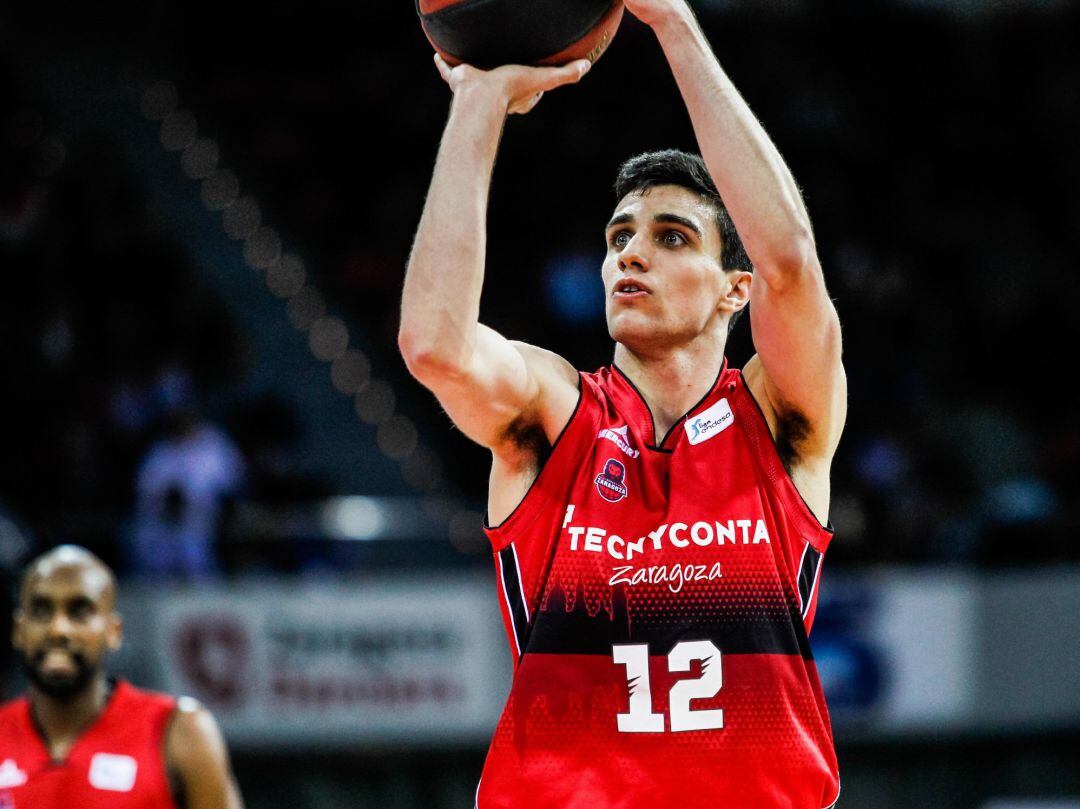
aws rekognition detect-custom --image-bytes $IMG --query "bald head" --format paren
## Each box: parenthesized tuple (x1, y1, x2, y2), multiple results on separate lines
(14, 545, 123, 701)
(20, 545, 117, 613)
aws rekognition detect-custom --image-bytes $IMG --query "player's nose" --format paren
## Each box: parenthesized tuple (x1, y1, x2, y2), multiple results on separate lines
(617, 238, 649, 272)
(45, 612, 75, 640)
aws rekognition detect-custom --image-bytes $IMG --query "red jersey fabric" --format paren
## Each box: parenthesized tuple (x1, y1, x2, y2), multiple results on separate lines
(480, 362, 840, 809)
(0, 680, 178, 809)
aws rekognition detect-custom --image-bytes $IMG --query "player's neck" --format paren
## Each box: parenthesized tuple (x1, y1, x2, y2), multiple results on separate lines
(30, 675, 111, 756)
(614, 339, 726, 438)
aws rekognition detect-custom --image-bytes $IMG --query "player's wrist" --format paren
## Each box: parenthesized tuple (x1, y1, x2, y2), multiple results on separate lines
(647, 2, 698, 39)
(450, 80, 512, 117)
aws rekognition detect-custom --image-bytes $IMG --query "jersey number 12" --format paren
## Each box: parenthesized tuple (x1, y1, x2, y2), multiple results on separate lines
(612, 640, 724, 733)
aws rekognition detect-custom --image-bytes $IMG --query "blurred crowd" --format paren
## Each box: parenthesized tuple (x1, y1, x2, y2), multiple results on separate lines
(1, 1, 1079, 581)
(0, 62, 332, 579)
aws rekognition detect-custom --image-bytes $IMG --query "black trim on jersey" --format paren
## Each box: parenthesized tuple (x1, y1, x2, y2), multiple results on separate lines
(525, 588, 814, 659)
(797, 542, 823, 619)
(499, 544, 530, 658)
(485, 373, 584, 531)
(738, 377, 835, 535)
(611, 360, 727, 452)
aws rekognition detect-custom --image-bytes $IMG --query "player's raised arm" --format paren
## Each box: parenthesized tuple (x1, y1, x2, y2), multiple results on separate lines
(398, 57, 589, 450)
(631, 0, 846, 461)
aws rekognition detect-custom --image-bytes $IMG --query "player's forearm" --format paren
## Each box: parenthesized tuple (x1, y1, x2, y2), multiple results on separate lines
(652, 8, 815, 284)
(399, 89, 506, 373)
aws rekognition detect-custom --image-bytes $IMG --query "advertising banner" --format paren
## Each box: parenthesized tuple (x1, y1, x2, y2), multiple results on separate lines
(813, 571, 979, 733)
(148, 576, 510, 747)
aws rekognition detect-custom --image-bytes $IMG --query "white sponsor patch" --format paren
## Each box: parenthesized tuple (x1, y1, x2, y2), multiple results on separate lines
(88, 753, 138, 792)
(0, 758, 27, 788)
(684, 398, 735, 445)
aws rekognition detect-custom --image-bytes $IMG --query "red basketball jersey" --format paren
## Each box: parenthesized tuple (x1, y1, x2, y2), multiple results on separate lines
(479, 362, 840, 809)
(0, 680, 178, 809)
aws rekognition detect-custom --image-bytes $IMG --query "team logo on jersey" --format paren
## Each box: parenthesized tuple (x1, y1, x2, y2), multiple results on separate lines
(594, 458, 628, 502)
(88, 753, 138, 792)
(0, 760, 26, 788)
(597, 424, 640, 458)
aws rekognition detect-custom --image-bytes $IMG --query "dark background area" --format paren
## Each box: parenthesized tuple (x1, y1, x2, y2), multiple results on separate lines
(1, 1, 1078, 807)
(4, 1, 1079, 570)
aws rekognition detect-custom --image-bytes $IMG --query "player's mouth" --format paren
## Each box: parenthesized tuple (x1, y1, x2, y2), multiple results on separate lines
(613, 279, 651, 299)
(36, 648, 80, 677)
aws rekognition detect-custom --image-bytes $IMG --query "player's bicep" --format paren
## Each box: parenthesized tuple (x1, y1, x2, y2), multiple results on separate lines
(748, 260, 846, 456)
(409, 323, 575, 449)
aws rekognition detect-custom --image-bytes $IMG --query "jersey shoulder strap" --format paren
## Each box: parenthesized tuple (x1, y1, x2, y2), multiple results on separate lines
(485, 369, 604, 551)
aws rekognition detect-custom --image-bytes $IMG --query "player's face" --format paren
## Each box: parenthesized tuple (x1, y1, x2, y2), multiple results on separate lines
(602, 185, 743, 352)
(12, 566, 122, 700)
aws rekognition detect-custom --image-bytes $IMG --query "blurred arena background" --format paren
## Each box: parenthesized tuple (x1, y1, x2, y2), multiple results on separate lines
(2, 0, 1079, 806)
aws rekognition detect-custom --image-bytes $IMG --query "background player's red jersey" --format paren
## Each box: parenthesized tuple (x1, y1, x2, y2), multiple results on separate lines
(479, 362, 840, 809)
(0, 680, 177, 809)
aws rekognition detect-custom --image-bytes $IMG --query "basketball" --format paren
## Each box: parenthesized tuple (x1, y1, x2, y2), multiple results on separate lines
(417, 0, 625, 70)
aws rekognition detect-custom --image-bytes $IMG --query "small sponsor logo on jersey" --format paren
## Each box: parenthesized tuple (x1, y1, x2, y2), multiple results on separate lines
(0, 759, 26, 788)
(684, 398, 734, 445)
(597, 424, 640, 458)
(594, 458, 628, 502)
(88, 753, 137, 792)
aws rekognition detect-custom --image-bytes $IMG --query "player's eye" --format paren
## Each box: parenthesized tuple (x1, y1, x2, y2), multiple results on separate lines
(69, 601, 94, 621)
(610, 230, 632, 248)
(661, 230, 686, 247)
(28, 600, 52, 621)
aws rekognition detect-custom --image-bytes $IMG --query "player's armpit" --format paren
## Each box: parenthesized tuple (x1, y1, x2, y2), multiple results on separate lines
(745, 254, 847, 463)
(403, 322, 579, 452)
(165, 698, 245, 809)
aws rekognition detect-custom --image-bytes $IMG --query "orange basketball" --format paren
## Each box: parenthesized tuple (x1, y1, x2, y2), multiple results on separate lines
(417, 0, 624, 70)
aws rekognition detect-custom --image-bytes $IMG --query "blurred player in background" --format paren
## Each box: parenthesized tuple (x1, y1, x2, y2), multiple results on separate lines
(400, 0, 845, 805)
(0, 545, 244, 809)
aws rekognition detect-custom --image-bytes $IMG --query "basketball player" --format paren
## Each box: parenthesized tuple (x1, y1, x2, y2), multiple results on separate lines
(0, 545, 244, 808)
(400, 0, 845, 806)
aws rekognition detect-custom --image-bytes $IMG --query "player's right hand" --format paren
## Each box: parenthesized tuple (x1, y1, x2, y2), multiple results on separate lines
(434, 54, 591, 115)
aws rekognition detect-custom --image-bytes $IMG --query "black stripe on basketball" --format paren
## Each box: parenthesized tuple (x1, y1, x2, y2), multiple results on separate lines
(798, 543, 822, 619)
(418, 0, 618, 69)
(499, 545, 530, 658)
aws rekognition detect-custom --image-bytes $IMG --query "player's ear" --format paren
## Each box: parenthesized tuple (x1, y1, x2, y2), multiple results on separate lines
(719, 269, 751, 315)
(11, 612, 25, 652)
(106, 613, 124, 652)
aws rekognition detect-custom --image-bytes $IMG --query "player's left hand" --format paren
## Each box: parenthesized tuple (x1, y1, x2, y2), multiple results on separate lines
(622, 0, 690, 28)
(433, 54, 590, 116)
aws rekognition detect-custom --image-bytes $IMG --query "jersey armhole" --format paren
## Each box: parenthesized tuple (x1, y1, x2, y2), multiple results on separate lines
(484, 372, 596, 551)
(731, 371, 835, 554)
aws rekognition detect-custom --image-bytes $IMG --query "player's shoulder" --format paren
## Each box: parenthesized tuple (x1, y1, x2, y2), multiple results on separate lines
(165, 695, 224, 742)
(507, 340, 579, 386)
(173, 695, 211, 717)
(0, 695, 30, 745)
(113, 679, 178, 712)
(0, 694, 27, 723)
(739, 353, 763, 388)
(505, 341, 583, 437)
(507, 340, 620, 405)
(164, 695, 230, 770)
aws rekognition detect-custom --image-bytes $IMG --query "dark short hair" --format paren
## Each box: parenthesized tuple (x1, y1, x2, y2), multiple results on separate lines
(613, 150, 752, 333)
